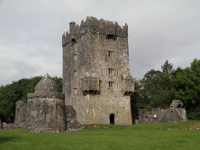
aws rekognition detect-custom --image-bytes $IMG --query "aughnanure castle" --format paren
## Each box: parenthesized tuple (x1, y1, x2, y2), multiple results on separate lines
(1, 17, 187, 132)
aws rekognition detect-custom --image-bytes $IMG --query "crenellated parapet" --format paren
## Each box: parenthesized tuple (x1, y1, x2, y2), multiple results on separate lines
(62, 16, 128, 47)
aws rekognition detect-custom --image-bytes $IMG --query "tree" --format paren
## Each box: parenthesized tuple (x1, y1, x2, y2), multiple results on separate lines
(133, 60, 175, 109)
(172, 59, 200, 119)
(161, 60, 174, 76)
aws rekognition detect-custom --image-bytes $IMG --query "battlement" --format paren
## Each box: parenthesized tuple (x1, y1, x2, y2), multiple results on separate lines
(62, 16, 128, 47)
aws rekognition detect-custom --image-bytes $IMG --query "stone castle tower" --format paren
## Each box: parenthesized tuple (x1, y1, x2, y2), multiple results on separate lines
(62, 17, 134, 125)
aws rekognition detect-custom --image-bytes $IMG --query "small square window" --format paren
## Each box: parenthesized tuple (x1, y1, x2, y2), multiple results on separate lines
(108, 82, 114, 88)
(108, 68, 114, 75)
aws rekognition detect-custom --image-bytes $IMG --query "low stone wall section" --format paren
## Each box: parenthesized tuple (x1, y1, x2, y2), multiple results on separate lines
(26, 98, 66, 133)
(65, 105, 82, 131)
(14, 101, 27, 124)
(2, 122, 25, 130)
(133, 108, 187, 124)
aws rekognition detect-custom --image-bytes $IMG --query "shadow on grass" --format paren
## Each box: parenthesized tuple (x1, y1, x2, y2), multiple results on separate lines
(0, 136, 20, 143)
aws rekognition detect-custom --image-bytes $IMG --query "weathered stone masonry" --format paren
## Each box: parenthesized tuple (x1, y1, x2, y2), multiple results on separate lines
(25, 74, 81, 132)
(133, 100, 187, 124)
(62, 16, 134, 125)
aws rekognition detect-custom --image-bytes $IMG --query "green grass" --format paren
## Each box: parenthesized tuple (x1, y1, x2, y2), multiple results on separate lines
(0, 121, 200, 150)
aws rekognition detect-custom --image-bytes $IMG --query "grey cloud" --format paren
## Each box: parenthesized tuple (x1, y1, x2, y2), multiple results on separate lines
(0, 0, 200, 85)
(0, 56, 39, 85)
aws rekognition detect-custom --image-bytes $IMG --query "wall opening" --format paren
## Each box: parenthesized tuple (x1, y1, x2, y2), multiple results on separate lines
(177, 104, 182, 108)
(106, 34, 115, 40)
(110, 113, 115, 124)
(71, 38, 77, 45)
(108, 68, 114, 75)
(74, 88, 77, 95)
(108, 51, 113, 57)
(108, 81, 114, 88)
(74, 54, 77, 61)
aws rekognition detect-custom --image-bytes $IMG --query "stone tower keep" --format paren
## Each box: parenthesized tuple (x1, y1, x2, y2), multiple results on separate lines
(62, 17, 134, 125)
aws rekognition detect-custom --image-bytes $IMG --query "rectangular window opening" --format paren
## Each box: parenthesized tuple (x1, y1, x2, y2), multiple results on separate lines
(74, 70, 77, 76)
(108, 82, 114, 88)
(74, 88, 77, 95)
(74, 54, 77, 60)
(117, 82, 120, 88)
(108, 51, 113, 57)
(108, 68, 114, 75)
(117, 70, 119, 75)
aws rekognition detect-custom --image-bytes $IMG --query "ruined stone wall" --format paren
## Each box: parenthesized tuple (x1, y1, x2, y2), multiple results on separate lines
(26, 98, 66, 132)
(2, 122, 25, 130)
(14, 101, 27, 123)
(65, 105, 82, 131)
(63, 17, 134, 125)
(133, 108, 187, 124)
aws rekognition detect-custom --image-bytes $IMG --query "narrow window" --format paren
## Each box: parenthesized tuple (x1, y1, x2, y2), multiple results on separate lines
(108, 82, 114, 88)
(108, 68, 114, 75)
(117, 70, 119, 75)
(100, 68, 102, 74)
(74, 88, 77, 95)
(108, 51, 113, 57)
(74, 54, 77, 60)
(74, 70, 77, 77)
(117, 82, 120, 88)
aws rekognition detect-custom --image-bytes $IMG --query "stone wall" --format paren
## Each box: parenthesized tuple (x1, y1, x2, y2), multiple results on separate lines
(2, 122, 25, 130)
(14, 101, 27, 123)
(65, 105, 82, 131)
(26, 98, 66, 132)
(133, 108, 187, 124)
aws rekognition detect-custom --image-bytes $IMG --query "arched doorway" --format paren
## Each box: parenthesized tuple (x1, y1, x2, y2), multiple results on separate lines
(110, 113, 115, 124)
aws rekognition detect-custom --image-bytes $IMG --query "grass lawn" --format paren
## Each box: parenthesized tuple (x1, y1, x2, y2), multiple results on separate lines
(0, 121, 200, 150)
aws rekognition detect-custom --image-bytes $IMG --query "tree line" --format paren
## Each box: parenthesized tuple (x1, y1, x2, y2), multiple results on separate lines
(0, 76, 62, 122)
(131, 59, 200, 120)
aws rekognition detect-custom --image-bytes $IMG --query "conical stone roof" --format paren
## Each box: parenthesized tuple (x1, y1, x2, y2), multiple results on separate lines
(35, 73, 58, 93)
(27, 73, 64, 99)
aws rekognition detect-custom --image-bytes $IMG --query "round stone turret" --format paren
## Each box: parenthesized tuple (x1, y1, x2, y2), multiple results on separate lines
(27, 73, 64, 99)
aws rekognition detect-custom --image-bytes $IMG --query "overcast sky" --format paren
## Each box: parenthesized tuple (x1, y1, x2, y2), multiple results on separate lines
(0, 0, 200, 85)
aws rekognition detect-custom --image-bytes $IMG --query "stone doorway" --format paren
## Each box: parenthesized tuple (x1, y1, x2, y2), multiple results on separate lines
(110, 113, 115, 124)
